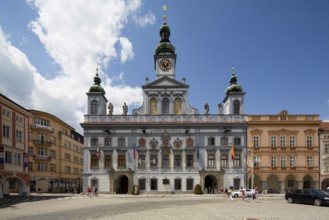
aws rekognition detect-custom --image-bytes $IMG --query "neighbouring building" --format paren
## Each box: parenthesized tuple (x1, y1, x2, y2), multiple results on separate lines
(81, 11, 247, 194)
(28, 110, 84, 193)
(319, 122, 329, 189)
(0, 93, 32, 198)
(247, 111, 321, 193)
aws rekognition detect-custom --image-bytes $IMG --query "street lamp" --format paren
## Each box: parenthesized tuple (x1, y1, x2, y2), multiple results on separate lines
(138, 150, 156, 197)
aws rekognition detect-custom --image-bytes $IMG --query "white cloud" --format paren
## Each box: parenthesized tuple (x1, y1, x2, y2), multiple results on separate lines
(0, 0, 150, 133)
(134, 11, 156, 27)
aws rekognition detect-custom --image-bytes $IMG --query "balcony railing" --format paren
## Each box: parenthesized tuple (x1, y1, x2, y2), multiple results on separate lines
(33, 155, 51, 160)
(32, 140, 52, 147)
(31, 124, 54, 132)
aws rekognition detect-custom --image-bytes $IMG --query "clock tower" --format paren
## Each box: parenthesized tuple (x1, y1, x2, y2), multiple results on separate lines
(154, 5, 176, 79)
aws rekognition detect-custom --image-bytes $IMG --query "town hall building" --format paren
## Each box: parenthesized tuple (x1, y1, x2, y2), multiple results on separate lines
(81, 11, 247, 194)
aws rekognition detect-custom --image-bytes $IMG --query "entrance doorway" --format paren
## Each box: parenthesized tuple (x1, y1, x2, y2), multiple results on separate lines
(116, 175, 128, 194)
(204, 175, 217, 194)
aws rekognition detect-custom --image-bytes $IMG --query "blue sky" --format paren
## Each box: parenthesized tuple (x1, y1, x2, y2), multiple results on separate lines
(0, 0, 328, 134)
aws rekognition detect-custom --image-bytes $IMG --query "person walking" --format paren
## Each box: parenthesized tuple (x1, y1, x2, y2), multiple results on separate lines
(227, 187, 233, 201)
(241, 187, 245, 202)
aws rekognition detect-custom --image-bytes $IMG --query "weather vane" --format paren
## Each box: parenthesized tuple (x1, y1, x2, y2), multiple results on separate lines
(162, 5, 167, 23)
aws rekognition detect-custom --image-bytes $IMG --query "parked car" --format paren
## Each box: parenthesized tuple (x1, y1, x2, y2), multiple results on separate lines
(285, 189, 329, 206)
(232, 189, 251, 198)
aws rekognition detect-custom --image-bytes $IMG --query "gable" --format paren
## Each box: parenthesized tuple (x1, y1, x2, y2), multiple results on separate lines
(143, 76, 189, 89)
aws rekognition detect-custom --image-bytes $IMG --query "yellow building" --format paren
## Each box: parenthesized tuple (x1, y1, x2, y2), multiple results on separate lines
(247, 110, 320, 193)
(319, 122, 329, 189)
(28, 110, 84, 193)
(0, 94, 32, 198)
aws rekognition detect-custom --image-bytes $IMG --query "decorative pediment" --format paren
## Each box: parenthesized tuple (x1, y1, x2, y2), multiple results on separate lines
(304, 129, 317, 135)
(143, 76, 188, 89)
(250, 129, 263, 135)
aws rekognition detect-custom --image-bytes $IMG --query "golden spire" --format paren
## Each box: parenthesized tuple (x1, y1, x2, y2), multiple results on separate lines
(232, 66, 235, 75)
(96, 67, 99, 75)
(162, 5, 167, 23)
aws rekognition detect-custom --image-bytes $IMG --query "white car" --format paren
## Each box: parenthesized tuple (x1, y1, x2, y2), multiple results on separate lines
(232, 189, 252, 197)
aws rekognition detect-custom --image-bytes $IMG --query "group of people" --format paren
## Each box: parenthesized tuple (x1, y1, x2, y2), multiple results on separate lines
(87, 185, 98, 197)
(224, 186, 257, 201)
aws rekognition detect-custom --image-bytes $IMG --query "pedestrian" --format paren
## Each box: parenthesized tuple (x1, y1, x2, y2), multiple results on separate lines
(37, 187, 41, 195)
(87, 185, 92, 197)
(241, 187, 245, 202)
(251, 188, 256, 200)
(93, 186, 98, 196)
(220, 186, 223, 194)
(227, 187, 233, 201)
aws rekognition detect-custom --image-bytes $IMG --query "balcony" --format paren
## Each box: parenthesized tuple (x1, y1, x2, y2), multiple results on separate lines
(33, 155, 51, 160)
(31, 124, 54, 132)
(32, 140, 52, 147)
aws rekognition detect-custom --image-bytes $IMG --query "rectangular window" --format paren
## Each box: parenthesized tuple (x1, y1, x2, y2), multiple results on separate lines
(104, 155, 112, 168)
(290, 136, 295, 148)
(271, 136, 276, 148)
(38, 148, 46, 156)
(253, 136, 259, 147)
(65, 166, 71, 174)
(233, 154, 241, 167)
(73, 168, 78, 175)
(290, 156, 296, 167)
(118, 155, 125, 168)
(174, 179, 181, 190)
(5, 151, 12, 164)
(325, 144, 329, 154)
(150, 154, 157, 167)
(80, 158, 83, 165)
(280, 136, 286, 147)
(14, 153, 21, 165)
(35, 118, 49, 126)
(2, 125, 10, 138)
(29, 147, 33, 155)
(65, 153, 71, 162)
(254, 156, 260, 167)
(138, 154, 146, 168)
(307, 156, 313, 167)
(271, 156, 277, 167)
(208, 154, 215, 167)
(73, 145, 79, 152)
(50, 150, 56, 159)
(16, 130, 23, 143)
(174, 155, 181, 167)
(28, 162, 33, 171)
(150, 178, 157, 190)
(186, 179, 194, 190)
(91, 154, 98, 167)
(281, 156, 286, 167)
(307, 136, 313, 147)
(73, 156, 79, 163)
(104, 137, 112, 146)
(208, 137, 215, 146)
(50, 163, 56, 172)
(64, 141, 71, 149)
(139, 179, 146, 191)
(325, 161, 329, 172)
(118, 137, 125, 147)
(186, 154, 194, 167)
(221, 154, 228, 167)
(234, 137, 241, 146)
(163, 179, 170, 185)
(220, 137, 228, 146)
(38, 162, 46, 171)
(162, 155, 169, 167)
(91, 138, 98, 147)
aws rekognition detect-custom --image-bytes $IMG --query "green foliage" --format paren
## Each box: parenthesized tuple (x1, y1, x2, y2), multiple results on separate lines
(194, 184, 203, 195)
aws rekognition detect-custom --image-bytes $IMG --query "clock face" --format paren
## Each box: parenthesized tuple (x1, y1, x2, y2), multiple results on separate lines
(159, 59, 172, 71)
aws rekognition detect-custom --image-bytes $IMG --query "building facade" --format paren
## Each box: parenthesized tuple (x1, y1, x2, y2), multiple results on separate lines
(28, 110, 84, 193)
(319, 122, 329, 189)
(0, 94, 32, 198)
(82, 14, 247, 194)
(247, 111, 321, 193)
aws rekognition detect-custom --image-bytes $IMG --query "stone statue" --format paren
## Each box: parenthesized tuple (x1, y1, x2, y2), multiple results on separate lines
(204, 103, 209, 115)
(123, 102, 128, 115)
(218, 102, 223, 114)
(108, 102, 113, 115)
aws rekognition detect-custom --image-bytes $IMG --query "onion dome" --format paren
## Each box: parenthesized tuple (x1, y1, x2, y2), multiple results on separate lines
(225, 67, 243, 94)
(89, 68, 106, 94)
(155, 5, 175, 55)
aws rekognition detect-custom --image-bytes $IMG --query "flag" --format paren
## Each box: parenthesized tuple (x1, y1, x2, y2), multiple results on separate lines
(231, 144, 235, 160)
(133, 147, 136, 159)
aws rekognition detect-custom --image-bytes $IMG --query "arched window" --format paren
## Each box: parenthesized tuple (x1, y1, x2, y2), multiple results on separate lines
(174, 98, 182, 115)
(162, 98, 169, 114)
(91, 100, 98, 115)
(233, 100, 240, 115)
(150, 98, 157, 115)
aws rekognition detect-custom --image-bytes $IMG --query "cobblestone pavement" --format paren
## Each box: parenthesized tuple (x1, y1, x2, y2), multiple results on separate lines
(0, 194, 328, 220)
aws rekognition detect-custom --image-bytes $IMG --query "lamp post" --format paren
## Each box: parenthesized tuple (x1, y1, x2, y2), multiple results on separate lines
(138, 150, 155, 197)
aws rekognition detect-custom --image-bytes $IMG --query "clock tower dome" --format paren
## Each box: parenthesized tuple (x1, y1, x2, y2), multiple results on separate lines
(154, 5, 176, 79)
